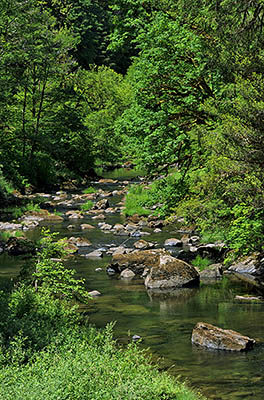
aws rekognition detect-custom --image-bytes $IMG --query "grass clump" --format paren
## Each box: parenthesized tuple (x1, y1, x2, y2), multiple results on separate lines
(124, 185, 152, 217)
(0, 318, 205, 400)
(82, 186, 97, 194)
(80, 200, 93, 211)
(2, 202, 42, 219)
(191, 255, 212, 271)
(0, 230, 24, 241)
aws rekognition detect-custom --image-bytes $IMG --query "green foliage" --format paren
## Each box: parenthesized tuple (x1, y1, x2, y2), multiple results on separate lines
(74, 66, 132, 164)
(0, 285, 78, 366)
(116, 12, 214, 172)
(2, 202, 42, 220)
(0, 321, 204, 400)
(124, 172, 189, 218)
(80, 200, 94, 211)
(0, 231, 23, 242)
(0, 230, 25, 241)
(192, 255, 212, 271)
(0, 170, 13, 197)
(22, 229, 91, 303)
(82, 186, 97, 194)
(227, 204, 264, 256)
(124, 185, 152, 217)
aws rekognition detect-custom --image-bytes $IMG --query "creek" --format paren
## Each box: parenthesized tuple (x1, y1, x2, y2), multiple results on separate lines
(0, 168, 264, 400)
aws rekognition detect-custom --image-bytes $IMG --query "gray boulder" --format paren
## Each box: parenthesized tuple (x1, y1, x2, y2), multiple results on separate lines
(228, 253, 264, 276)
(134, 240, 154, 250)
(145, 254, 199, 290)
(199, 264, 223, 280)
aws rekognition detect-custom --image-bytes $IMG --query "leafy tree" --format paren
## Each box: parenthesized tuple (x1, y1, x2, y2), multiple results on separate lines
(73, 66, 132, 164)
(116, 13, 214, 173)
(0, 0, 79, 187)
(43, 0, 114, 69)
(21, 229, 91, 303)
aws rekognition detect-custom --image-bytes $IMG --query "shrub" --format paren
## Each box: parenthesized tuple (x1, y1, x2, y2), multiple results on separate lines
(80, 200, 93, 211)
(0, 323, 205, 400)
(191, 255, 212, 271)
(82, 186, 97, 194)
(227, 204, 264, 256)
(123, 185, 152, 216)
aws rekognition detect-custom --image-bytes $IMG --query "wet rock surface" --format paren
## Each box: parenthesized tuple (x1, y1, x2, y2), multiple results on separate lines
(199, 264, 223, 280)
(145, 254, 200, 289)
(108, 249, 166, 275)
(191, 322, 256, 351)
(228, 253, 264, 276)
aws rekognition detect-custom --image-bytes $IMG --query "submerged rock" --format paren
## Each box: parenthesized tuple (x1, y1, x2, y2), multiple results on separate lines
(120, 268, 136, 279)
(235, 295, 264, 302)
(164, 238, 183, 247)
(91, 214, 105, 220)
(85, 250, 103, 258)
(68, 237, 91, 247)
(80, 224, 95, 230)
(98, 179, 117, 184)
(191, 322, 255, 351)
(132, 335, 141, 342)
(99, 223, 112, 231)
(88, 290, 102, 297)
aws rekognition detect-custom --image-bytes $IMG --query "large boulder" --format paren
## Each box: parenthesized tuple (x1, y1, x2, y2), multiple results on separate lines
(196, 243, 227, 260)
(192, 322, 255, 351)
(228, 253, 264, 276)
(108, 249, 168, 275)
(144, 254, 199, 289)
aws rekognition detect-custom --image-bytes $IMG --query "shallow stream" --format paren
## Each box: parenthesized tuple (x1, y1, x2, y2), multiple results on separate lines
(0, 168, 263, 400)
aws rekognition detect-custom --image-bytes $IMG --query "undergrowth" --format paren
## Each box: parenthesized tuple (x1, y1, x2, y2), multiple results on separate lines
(82, 186, 97, 194)
(80, 200, 94, 211)
(0, 230, 205, 400)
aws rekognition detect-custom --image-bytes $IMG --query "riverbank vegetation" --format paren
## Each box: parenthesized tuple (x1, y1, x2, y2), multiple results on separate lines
(0, 231, 204, 400)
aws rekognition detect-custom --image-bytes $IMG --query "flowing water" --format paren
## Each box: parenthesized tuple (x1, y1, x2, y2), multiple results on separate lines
(0, 169, 263, 400)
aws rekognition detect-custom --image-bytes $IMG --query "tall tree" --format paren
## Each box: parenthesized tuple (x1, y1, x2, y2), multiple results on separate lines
(116, 13, 214, 173)
(0, 0, 80, 186)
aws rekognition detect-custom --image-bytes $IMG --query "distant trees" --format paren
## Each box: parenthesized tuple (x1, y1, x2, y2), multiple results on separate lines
(0, 0, 130, 189)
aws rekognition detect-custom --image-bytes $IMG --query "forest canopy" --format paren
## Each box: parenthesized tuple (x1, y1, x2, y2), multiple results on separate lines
(0, 0, 263, 255)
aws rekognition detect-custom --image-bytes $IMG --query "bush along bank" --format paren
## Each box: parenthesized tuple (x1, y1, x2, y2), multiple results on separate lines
(0, 231, 205, 400)
(123, 170, 264, 266)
